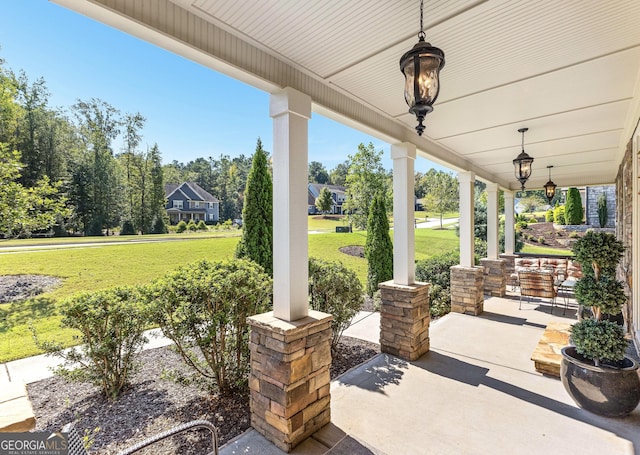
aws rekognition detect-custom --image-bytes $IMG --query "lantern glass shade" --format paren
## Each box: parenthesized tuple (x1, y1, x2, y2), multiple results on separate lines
(400, 39, 445, 135)
(513, 151, 534, 190)
(544, 180, 557, 202)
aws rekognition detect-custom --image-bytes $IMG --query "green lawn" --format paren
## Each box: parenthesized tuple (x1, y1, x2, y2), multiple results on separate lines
(520, 244, 573, 255)
(307, 215, 350, 232)
(0, 227, 459, 362)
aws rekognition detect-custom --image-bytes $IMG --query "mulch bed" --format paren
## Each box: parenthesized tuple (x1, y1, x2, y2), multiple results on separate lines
(27, 336, 379, 454)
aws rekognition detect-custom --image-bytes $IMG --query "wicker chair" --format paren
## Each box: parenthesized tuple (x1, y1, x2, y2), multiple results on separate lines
(63, 420, 218, 455)
(517, 270, 558, 312)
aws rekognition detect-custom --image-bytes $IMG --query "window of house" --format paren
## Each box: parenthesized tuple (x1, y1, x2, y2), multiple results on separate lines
(193, 201, 201, 208)
(173, 200, 183, 209)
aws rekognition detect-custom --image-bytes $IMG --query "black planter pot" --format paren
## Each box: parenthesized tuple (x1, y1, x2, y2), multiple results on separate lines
(560, 346, 640, 417)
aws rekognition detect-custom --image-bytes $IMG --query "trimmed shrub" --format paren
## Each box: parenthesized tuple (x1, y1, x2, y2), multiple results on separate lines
(570, 318, 627, 363)
(545, 209, 554, 222)
(145, 259, 272, 394)
(415, 250, 460, 317)
(565, 187, 583, 225)
(364, 194, 393, 296)
(33, 287, 148, 399)
(553, 205, 565, 225)
(120, 219, 136, 235)
(187, 219, 197, 231)
(151, 216, 168, 234)
(597, 193, 608, 228)
(85, 219, 103, 236)
(309, 257, 364, 349)
(176, 220, 187, 233)
(196, 220, 207, 231)
(538, 236, 545, 244)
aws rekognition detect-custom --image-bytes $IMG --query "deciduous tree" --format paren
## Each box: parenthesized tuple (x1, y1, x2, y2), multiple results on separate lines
(421, 169, 459, 228)
(343, 142, 389, 230)
(315, 186, 333, 214)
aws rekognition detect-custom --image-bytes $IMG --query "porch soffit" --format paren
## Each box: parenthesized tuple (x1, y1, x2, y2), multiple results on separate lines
(53, 0, 640, 190)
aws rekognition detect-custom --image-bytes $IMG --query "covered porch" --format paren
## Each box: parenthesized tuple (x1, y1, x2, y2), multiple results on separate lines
(223, 295, 640, 454)
(51, 0, 640, 452)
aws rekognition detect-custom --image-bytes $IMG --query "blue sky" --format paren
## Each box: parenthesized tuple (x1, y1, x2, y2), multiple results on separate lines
(0, 0, 444, 173)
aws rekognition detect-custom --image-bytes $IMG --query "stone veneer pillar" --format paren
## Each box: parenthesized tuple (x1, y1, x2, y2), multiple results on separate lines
(248, 310, 332, 452)
(379, 280, 430, 361)
(450, 265, 484, 315)
(480, 258, 506, 297)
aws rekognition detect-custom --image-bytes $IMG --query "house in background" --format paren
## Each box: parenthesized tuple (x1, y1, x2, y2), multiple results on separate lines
(307, 183, 347, 215)
(164, 182, 219, 225)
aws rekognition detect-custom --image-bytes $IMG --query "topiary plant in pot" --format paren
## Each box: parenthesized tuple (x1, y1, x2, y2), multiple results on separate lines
(560, 230, 640, 417)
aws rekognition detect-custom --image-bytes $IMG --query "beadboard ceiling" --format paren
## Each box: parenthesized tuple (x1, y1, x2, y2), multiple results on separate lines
(55, 0, 640, 189)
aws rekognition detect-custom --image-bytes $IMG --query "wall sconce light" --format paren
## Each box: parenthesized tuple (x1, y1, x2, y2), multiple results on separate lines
(400, 0, 445, 136)
(513, 127, 534, 190)
(544, 165, 557, 203)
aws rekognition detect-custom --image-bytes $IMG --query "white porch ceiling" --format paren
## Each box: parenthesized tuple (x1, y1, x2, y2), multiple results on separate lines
(54, 0, 640, 190)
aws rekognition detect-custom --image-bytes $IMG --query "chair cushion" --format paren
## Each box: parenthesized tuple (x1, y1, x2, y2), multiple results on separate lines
(540, 258, 567, 279)
(515, 258, 539, 272)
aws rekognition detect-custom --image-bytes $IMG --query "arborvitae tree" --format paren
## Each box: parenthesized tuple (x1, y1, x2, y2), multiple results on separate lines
(365, 194, 393, 296)
(597, 193, 608, 228)
(565, 187, 583, 225)
(235, 138, 273, 276)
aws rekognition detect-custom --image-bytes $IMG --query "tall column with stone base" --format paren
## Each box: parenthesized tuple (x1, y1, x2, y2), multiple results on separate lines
(248, 87, 332, 452)
(249, 311, 332, 452)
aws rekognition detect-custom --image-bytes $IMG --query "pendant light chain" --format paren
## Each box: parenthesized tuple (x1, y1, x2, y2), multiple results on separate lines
(419, 0, 425, 40)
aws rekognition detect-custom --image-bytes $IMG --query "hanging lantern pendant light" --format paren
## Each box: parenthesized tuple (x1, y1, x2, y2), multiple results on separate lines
(513, 127, 534, 190)
(544, 165, 557, 203)
(400, 0, 445, 136)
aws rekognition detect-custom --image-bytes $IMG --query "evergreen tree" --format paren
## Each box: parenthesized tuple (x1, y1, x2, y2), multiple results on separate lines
(365, 194, 393, 296)
(565, 187, 583, 225)
(597, 193, 608, 228)
(235, 138, 273, 275)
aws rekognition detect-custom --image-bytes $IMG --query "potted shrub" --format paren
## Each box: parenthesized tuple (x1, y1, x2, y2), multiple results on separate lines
(560, 231, 640, 416)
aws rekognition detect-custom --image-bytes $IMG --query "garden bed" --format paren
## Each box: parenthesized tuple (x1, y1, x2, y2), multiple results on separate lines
(27, 336, 379, 454)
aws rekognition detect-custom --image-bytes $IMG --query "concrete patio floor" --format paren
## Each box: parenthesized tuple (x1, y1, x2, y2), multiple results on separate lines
(222, 294, 640, 455)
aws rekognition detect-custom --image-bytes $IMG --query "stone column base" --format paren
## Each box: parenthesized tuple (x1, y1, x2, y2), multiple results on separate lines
(499, 253, 518, 289)
(378, 281, 430, 361)
(450, 265, 484, 315)
(480, 258, 506, 297)
(248, 310, 332, 452)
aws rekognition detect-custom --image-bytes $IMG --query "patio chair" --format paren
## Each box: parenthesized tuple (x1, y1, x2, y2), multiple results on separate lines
(63, 419, 218, 455)
(517, 270, 558, 313)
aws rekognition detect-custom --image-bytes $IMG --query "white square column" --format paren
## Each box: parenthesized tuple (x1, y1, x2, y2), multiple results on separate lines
(458, 171, 475, 267)
(391, 143, 416, 285)
(270, 87, 311, 321)
(486, 183, 499, 259)
(504, 190, 515, 255)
